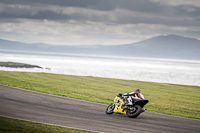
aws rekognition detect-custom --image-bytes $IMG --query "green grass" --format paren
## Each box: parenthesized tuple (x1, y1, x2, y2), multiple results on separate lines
(0, 116, 91, 133)
(0, 71, 199, 119)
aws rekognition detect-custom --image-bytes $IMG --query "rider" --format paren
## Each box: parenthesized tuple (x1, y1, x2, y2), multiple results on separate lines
(123, 89, 144, 105)
(128, 89, 144, 99)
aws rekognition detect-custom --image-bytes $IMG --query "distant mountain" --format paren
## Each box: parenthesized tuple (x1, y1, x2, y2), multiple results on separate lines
(0, 35, 200, 60)
(114, 34, 200, 59)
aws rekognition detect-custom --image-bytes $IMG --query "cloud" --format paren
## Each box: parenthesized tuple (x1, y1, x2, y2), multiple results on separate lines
(151, 0, 200, 7)
(0, 0, 199, 45)
(1, 2, 199, 27)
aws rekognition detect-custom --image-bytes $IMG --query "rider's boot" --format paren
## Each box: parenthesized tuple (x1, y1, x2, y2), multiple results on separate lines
(141, 109, 147, 112)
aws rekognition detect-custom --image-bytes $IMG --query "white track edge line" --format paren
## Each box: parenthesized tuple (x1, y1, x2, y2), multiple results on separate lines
(0, 115, 103, 133)
(0, 84, 108, 106)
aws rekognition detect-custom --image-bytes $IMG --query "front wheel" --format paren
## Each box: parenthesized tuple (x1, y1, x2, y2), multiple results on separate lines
(126, 105, 142, 118)
(106, 103, 115, 115)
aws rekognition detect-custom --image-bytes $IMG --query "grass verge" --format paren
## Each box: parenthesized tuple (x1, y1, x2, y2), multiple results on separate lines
(0, 71, 199, 119)
(0, 116, 91, 133)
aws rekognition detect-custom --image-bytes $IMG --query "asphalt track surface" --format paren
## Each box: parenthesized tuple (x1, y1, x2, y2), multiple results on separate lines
(0, 84, 200, 133)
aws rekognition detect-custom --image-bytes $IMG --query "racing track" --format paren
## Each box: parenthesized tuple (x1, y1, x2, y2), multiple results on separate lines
(0, 84, 199, 133)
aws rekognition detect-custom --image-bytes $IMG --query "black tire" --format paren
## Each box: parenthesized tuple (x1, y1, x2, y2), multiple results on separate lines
(126, 105, 142, 118)
(106, 103, 115, 115)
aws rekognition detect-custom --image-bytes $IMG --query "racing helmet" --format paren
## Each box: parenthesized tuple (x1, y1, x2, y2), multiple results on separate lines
(134, 89, 141, 93)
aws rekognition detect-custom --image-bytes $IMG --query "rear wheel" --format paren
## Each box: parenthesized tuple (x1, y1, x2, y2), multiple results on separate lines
(127, 105, 142, 118)
(106, 103, 115, 114)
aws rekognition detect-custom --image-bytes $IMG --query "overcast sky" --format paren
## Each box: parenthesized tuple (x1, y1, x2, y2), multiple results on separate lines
(0, 0, 200, 45)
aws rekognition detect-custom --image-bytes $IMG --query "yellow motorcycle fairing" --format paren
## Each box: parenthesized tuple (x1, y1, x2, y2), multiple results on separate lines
(113, 96, 127, 115)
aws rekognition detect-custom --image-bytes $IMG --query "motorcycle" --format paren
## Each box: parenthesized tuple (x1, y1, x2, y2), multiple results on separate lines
(106, 93, 149, 118)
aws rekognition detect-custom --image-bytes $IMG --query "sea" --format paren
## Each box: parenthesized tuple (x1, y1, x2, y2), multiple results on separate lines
(0, 50, 200, 86)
